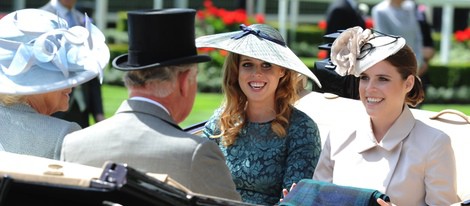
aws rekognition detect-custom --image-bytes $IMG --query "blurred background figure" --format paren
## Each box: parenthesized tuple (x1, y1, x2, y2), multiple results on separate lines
(433, 7, 470, 33)
(414, 1, 435, 98)
(325, 0, 366, 35)
(372, 0, 424, 76)
(41, 0, 105, 128)
(0, 9, 109, 159)
(320, 0, 366, 100)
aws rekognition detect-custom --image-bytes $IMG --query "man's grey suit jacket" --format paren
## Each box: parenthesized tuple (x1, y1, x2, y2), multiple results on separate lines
(61, 100, 241, 201)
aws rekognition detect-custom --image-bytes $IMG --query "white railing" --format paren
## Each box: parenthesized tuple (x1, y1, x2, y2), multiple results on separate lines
(13, 0, 469, 64)
(272, 0, 470, 64)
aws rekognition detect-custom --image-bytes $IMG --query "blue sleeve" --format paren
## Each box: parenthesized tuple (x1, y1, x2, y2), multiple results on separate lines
(282, 109, 322, 190)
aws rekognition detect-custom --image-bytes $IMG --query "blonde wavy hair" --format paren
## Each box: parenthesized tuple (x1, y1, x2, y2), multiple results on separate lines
(0, 94, 27, 106)
(213, 52, 301, 146)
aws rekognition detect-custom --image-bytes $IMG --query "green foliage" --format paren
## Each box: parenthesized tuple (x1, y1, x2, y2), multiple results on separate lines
(198, 65, 223, 93)
(293, 24, 325, 46)
(421, 103, 470, 116)
(103, 43, 127, 86)
(290, 41, 318, 57)
(427, 63, 470, 88)
(116, 11, 128, 32)
(425, 86, 470, 104)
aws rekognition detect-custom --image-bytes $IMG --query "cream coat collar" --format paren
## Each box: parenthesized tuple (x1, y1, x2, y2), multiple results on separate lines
(356, 105, 415, 153)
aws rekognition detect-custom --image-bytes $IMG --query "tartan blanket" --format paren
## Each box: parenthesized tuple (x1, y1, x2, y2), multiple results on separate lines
(279, 179, 390, 206)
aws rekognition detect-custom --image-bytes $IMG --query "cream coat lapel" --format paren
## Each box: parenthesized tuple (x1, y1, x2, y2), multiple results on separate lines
(333, 106, 415, 193)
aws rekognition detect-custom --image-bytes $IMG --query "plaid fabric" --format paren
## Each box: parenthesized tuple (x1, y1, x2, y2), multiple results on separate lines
(279, 179, 390, 206)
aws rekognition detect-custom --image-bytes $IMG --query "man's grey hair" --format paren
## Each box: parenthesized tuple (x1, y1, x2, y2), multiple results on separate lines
(124, 64, 197, 98)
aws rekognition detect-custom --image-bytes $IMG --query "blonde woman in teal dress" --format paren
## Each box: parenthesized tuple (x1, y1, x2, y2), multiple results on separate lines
(196, 24, 322, 205)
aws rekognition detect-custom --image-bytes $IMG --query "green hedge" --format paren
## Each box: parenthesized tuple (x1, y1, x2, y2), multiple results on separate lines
(427, 63, 470, 88)
(425, 86, 470, 104)
(103, 43, 127, 85)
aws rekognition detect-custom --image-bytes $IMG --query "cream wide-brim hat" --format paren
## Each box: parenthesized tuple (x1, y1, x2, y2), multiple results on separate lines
(196, 24, 321, 88)
(0, 9, 110, 95)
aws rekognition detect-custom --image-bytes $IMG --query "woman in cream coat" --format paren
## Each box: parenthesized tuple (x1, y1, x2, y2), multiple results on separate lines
(313, 27, 459, 205)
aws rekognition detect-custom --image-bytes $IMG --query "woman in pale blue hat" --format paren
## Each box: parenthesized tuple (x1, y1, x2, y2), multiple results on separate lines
(0, 9, 109, 160)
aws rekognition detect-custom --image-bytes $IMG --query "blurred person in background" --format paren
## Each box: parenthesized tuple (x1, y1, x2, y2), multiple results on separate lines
(325, 0, 366, 35)
(414, 1, 435, 104)
(372, 0, 425, 76)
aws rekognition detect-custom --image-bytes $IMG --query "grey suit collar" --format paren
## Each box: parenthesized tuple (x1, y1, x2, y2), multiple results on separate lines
(116, 99, 182, 130)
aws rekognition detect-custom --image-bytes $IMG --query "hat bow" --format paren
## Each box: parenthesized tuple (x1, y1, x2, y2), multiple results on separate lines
(231, 24, 286, 47)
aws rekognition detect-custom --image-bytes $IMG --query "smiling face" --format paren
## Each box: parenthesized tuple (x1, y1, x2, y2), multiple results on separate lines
(237, 55, 285, 105)
(359, 60, 414, 121)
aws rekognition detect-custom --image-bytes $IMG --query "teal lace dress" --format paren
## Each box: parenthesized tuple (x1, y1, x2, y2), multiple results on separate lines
(201, 107, 322, 205)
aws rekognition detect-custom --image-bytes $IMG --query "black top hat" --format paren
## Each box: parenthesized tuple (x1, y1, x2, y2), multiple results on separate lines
(112, 8, 211, 71)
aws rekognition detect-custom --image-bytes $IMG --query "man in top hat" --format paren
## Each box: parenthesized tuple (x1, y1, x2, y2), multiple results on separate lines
(60, 8, 241, 201)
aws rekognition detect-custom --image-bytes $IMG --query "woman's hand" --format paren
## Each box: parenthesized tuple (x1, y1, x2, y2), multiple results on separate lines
(377, 198, 396, 206)
(279, 182, 297, 202)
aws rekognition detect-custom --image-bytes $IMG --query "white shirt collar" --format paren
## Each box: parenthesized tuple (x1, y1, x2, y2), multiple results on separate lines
(129, 96, 170, 115)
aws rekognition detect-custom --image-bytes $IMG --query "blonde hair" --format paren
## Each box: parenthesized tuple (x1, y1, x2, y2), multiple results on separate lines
(213, 52, 300, 146)
(0, 94, 26, 106)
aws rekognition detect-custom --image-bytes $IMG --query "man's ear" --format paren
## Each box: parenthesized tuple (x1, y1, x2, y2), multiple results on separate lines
(178, 69, 192, 97)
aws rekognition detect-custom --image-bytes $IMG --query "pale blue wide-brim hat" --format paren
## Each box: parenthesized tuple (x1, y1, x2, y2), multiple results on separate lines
(0, 9, 110, 95)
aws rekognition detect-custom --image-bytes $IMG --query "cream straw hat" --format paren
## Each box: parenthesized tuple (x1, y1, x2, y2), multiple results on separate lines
(196, 24, 321, 88)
